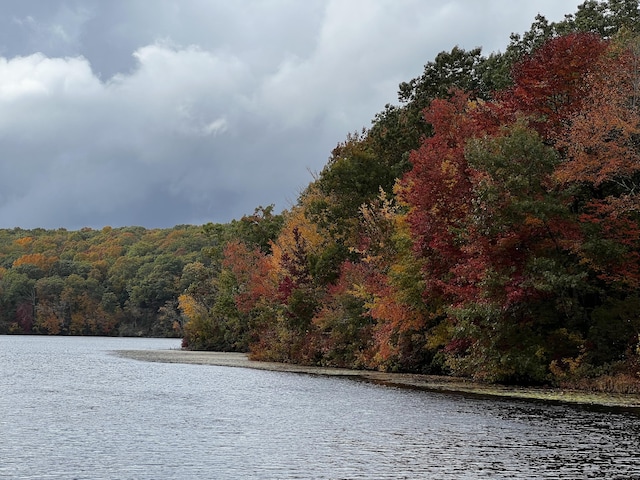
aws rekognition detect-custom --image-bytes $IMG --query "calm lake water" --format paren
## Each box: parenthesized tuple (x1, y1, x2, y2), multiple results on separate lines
(1, 336, 639, 479)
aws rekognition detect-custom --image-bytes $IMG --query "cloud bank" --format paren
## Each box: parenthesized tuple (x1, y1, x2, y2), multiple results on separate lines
(0, 0, 583, 229)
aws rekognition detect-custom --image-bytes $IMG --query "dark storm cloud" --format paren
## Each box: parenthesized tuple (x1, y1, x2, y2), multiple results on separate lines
(0, 0, 583, 229)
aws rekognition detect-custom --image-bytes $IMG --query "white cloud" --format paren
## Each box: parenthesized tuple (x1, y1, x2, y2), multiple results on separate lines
(0, 53, 98, 100)
(0, 45, 254, 227)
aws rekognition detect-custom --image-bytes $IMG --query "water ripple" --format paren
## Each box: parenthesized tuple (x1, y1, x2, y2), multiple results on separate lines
(1, 336, 639, 479)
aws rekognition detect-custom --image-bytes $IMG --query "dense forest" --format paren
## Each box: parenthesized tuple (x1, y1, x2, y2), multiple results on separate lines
(0, 219, 269, 337)
(3, 0, 640, 391)
(180, 0, 640, 391)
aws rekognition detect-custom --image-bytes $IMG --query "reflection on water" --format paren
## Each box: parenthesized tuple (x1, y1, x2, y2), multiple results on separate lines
(1, 336, 639, 479)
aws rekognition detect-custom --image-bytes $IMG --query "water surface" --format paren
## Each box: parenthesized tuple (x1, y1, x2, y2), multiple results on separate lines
(1, 336, 639, 479)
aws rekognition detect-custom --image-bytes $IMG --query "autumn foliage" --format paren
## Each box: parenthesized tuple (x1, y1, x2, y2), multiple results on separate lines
(179, 4, 640, 390)
(0, 225, 214, 337)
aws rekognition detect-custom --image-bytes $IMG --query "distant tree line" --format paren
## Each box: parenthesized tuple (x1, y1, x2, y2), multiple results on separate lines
(0, 224, 228, 336)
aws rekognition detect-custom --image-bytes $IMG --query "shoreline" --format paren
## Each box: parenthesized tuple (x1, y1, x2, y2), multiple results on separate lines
(116, 349, 640, 411)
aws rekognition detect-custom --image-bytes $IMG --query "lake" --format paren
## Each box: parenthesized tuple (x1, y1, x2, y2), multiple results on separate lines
(1, 335, 639, 479)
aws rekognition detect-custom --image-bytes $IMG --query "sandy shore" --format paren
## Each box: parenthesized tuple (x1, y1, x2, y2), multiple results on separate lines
(116, 349, 640, 410)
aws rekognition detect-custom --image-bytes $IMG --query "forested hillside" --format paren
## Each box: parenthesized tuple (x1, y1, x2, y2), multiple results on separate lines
(0, 221, 260, 337)
(0, 225, 207, 336)
(180, 0, 640, 390)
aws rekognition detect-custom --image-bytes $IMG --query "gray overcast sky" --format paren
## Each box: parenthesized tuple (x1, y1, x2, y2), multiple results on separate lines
(0, 0, 584, 230)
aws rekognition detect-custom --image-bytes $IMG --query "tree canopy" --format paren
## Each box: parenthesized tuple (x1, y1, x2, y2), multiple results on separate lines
(178, 0, 640, 391)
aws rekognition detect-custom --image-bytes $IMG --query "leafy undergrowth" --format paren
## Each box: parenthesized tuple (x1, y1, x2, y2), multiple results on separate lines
(558, 373, 640, 395)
